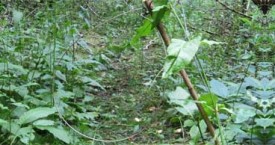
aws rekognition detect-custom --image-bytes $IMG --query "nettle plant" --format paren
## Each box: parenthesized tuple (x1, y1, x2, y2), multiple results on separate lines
(132, 0, 275, 145)
(0, 1, 105, 144)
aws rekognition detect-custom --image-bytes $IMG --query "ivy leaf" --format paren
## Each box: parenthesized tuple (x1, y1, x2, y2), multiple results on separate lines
(235, 108, 256, 123)
(210, 80, 229, 98)
(18, 107, 56, 125)
(162, 36, 201, 78)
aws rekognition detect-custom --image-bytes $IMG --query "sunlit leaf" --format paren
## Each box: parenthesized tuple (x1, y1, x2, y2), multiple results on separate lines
(162, 36, 201, 78)
(199, 93, 218, 117)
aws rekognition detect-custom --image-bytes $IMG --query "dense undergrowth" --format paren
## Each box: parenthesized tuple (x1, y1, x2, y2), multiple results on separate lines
(0, 0, 274, 145)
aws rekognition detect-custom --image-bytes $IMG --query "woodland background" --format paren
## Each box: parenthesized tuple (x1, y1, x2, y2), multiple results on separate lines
(0, 0, 274, 145)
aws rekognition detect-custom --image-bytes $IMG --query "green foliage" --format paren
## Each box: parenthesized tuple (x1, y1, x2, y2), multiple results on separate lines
(0, 0, 275, 144)
(18, 107, 56, 125)
(199, 93, 218, 117)
(36, 126, 71, 144)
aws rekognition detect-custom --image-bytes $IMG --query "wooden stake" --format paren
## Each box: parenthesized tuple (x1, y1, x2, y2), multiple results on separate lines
(144, 1, 219, 144)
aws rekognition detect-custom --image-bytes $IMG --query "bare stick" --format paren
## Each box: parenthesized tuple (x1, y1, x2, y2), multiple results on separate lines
(144, 1, 219, 144)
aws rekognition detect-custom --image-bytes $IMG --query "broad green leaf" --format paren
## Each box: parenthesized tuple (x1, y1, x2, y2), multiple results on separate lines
(244, 77, 261, 88)
(151, 5, 169, 26)
(199, 93, 218, 117)
(235, 108, 256, 123)
(17, 126, 35, 144)
(16, 86, 29, 97)
(81, 76, 105, 90)
(16, 126, 34, 136)
(255, 118, 274, 129)
(36, 126, 71, 144)
(1, 122, 21, 134)
(53, 89, 74, 99)
(55, 70, 67, 82)
(131, 1, 169, 47)
(162, 36, 201, 78)
(167, 87, 197, 115)
(130, 19, 153, 47)
(189, 125, 200, 142)
(18, 107, 56, 125)
(167, 87, 190, 105)
(33, 120, 55, 126)
(175, 104, 197, 116)
(184, 119, 195, 127)
(199, 120, 207, 133)
(20, 132, 35, 144)
(210, 80, 229, 98)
